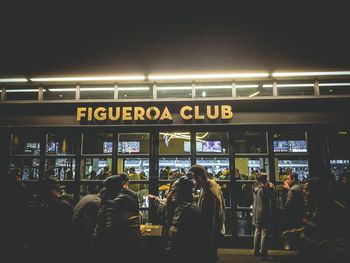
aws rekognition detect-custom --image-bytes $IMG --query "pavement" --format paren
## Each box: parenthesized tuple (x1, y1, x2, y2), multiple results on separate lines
(218, 249, 299, 263)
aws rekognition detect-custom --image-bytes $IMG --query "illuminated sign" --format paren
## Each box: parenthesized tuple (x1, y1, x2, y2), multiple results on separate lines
(77, 105, 233, 121)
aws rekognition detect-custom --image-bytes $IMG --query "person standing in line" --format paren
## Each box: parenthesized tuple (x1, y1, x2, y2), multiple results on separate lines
(128, 167, 140, 193)
(36, 176, 73, 263)
(189, 164, 225, 263)
(2, 168, 28, 263)
(252, 172, 275, 261)
(284, 173, 304, 229)
(165, 176, 203, 263)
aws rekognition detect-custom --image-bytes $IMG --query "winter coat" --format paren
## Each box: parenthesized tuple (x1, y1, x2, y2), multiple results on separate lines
(252, 182, 274, 228)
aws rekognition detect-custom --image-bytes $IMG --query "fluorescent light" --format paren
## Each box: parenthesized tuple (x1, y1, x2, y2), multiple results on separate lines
(0, 78, 27, 82)
(236, 85, 259, 88)
(196, 85, 231, 89)
(249, 91, 260, 98)
(276, 84, 314, 87)
(80, 87, 114, 91)
(149, 73, 269, 80)
(263, 84, 273, 88)
(30, 76, 145, 82)
(6, 89, 39, 93)
(157, 86, 192, 90)
(319, 83, 350, 87)
(273, 71, 350, 77)
(48, 88, 76, 92)
(118, 87, 150, 91)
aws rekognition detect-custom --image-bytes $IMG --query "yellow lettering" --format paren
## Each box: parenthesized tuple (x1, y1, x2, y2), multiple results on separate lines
(88, 107, 93, 121)
(146, 107, 160, 120)
(94, 107, 107, 121)
(207, 105, 219, 119)
(221, 105, 233, 119)
(180, 106, 193, 120)
(108, 107, 120, 121)
(160, 106, 173, 120)
(134, 107, 145, 120)
(123, 107, 133, 120)
(194, 106, 204, 120)
(77, 107, 86, 121)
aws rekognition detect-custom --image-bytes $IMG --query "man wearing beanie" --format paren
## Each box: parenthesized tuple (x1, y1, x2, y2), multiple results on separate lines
(189, 164, 226, 263)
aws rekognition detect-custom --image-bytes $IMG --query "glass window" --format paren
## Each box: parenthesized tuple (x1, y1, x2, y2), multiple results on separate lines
(117, 157, 149, 178)
(328, 130, 350, 155)
(45, 158, 76, 180)
(159, 131, 191, 154)
(233, 131, 267, 153)
(118, 133, 149, 154)
(81, 157, 112, 180)
(43, 85, 76, 100)
(195, 82, 232, 98)
(159, 157, 191, 179)
(236, 82, 273, 97)
(118, 84, 153, 99)
(46, 134, 76, 154)
(235, 157, 269, 180)
(157, 83, 192, 99)
(80, 85, 114, 99)
(10, 157, 40, 180)
(319, 82, 350, 95)
(237, 210, 254, 236)
(11, 134, 41, 155)
(275, 158, 309, 182)
(277, 82, 314, 96)
(140, 210, 149, 224)
(272, 131, 307, 153)
(330, 159, 350, 181)
(196, 157, 229, 180)
(83, 133, 113, 154)
(6, 86, 38, 100)
(196, 132, 229, 154)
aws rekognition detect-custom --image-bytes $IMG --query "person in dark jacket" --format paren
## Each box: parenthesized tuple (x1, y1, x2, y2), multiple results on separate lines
(165, 176, 203, 263)
(37, 176, 73, 263)
(190, 164, 225, 263)
(3, 168, 28, 263)
(284, 172, 304, 229)
(252, 172, 275, 260)
(94, 175, 142, 263)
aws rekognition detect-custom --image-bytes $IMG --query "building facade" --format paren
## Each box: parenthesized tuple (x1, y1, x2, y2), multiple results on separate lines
(1, 71, 350, 242)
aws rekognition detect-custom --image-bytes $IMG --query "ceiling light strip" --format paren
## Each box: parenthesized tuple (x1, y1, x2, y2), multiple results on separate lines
(149, 73, 269, 80)
(0, 78, 27, 82)
(6, 89, 39, 93)
(30, 76, 145, 82)
(157, 87, 192, 90)
(273, 71, 350, 77)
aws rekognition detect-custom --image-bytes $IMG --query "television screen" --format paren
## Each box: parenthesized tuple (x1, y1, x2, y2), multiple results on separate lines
(288, 140, 307, 152)
(118, 141, 140, 153)
(274, 141, 289, 152)
(103, 142, 113, 153)
(47, 141, 59, 153)
(24, 142, 40, 154)
(202, 141, 222, 153)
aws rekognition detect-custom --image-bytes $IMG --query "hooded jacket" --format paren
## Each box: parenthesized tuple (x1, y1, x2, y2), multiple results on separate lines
(252, 182, 273, 228)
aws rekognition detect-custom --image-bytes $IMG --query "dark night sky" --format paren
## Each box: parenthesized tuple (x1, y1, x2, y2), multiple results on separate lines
(1, 2, 350, 77)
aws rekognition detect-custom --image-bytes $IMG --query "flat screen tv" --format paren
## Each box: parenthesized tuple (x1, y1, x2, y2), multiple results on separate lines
(274, 141, 289, 152)
(47, 141, 59, 153)
(103, 142, 113, 153)
(202, 141, 222, 153)
(118, 141, 140, 153)
(288, 140, 307, 153)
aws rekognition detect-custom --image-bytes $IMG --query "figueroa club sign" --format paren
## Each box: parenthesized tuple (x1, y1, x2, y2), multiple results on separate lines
(77, 105, 233, 121)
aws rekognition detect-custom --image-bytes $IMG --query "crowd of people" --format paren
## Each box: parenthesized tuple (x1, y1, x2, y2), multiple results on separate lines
(2, 164, 350, 263)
